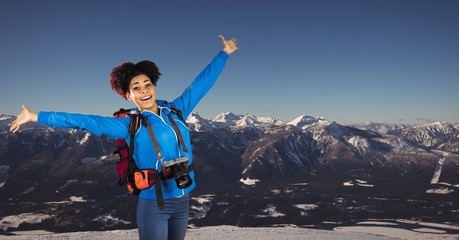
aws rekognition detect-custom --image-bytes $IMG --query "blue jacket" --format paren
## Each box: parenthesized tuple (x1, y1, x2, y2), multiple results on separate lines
(38, 51, 229, 200)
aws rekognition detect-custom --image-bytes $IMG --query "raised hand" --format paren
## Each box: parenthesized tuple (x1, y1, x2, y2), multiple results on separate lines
(219, 35, 239, 55)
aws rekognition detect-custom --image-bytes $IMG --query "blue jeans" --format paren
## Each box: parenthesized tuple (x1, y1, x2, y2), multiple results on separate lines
(136, 194, 190, 240)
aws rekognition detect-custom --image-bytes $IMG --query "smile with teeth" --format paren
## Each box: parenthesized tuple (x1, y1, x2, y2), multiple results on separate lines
(141, 96, 152, 101)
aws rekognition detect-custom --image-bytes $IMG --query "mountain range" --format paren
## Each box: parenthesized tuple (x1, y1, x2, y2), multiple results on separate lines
(0, 112, 458, 233)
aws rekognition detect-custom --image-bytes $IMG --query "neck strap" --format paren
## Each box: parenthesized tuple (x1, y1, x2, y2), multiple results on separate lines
(167, 114, 188, 153)
(141, 114, 188, 161)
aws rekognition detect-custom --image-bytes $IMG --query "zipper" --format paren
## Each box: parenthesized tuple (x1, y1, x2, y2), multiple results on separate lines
(145, 107, 182, 157)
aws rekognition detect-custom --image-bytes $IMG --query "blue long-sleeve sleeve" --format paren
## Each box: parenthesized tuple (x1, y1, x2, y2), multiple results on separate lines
(38, 111, 130, 139)
(170, 51, 228, 118)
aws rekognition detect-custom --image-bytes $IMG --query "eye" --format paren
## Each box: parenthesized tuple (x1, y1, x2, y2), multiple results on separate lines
(132, 86, 140, 91)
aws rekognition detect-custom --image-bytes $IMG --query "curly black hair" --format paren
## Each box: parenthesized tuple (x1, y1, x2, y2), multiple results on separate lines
(110, 60, 161, 99)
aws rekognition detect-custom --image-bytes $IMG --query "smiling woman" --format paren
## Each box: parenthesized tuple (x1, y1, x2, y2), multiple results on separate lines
(8, 35, 239, 240)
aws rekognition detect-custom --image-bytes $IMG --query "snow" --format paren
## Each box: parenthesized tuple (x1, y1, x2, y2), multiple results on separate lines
(348, 136, 370, 153)
(287, 115, 320, 127)
(1, 201, 458, 239)
(335, 219, 459, 240)
(253, 204, 285, 218)
(343, 179, 374, 188)
(284, 140, 308, 170)
(45, 196, 87, 205)
(213, 112, 240, 122)
(186, 112, 212, 132)
(69, 196, 86, 202)
(270, 189, 281, 195)
(190, 195, 213, 219)
(0, 115, 14, 121)
(0, 213, 52, 231)
(292, 203, 319, 211)
(430, 158, 445, 184)
(77, 132, 91, 145)
(92, 214, 131, 227)
(188, 112, 283, 130)
(79, 154, 110, 164)
(343, 181, 354, 187)
(239, 177, 260, 186)
(426, 187, 455, 194)
(5, 223, 459, 240)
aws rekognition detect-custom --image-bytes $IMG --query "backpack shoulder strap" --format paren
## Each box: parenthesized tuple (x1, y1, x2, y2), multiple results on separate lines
(169, 106, 186, 124)
(167, 114, 188, 154)
(127, 114, 142, 171)
(128, 114, 141, 137)
(156, 100, 186, 124)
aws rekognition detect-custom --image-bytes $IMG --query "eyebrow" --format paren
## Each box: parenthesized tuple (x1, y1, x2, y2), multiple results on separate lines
(130, 79, 152, 87)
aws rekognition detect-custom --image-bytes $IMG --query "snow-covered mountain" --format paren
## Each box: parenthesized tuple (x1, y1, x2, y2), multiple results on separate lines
(0, 112, 458, 233)
(188, 112, 284, 131)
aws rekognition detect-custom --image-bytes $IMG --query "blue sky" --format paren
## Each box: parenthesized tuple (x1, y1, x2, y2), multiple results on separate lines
(1, 0, 458, 125)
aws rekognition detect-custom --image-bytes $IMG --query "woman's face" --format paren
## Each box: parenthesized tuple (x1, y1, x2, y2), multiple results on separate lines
(125, 74, 158, 113)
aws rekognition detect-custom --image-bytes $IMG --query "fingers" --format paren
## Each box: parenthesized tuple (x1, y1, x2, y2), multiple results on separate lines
(219, 35, 228, 46)
(219, 35, 237, 43)
(9, 117, 21, 133)
(9, 105, 29, 133)
(9, 120, 19, 133)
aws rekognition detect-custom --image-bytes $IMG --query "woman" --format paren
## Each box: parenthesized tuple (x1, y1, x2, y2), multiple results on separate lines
(10, 35, 238, 240)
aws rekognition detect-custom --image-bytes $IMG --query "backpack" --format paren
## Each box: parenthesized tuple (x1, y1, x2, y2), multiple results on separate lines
(112, 107, 192, 209)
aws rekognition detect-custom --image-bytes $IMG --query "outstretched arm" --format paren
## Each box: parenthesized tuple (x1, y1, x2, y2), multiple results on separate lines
(219, 35, 238, 55)
(171, 35, 238, 117)
(10, 105, 129, 138)
(10, 105, 38, 133)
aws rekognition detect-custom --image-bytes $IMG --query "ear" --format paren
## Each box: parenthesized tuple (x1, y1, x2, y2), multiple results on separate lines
(125, 92, 132, 101)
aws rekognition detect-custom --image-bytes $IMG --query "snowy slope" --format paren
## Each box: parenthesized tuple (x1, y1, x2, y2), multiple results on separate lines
(5, 223, 459, 240)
